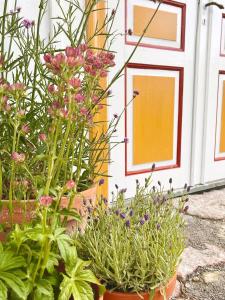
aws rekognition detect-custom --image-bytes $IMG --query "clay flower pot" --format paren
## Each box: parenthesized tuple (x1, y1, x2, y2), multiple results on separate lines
(60, 185, 97, 233)
(0, 200, 37, 225)
(0, 185, 97, 240)
(101, 274, 177, 300)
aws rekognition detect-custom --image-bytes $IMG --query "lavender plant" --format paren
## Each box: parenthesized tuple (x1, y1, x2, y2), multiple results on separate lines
(78, 179, 189, 297)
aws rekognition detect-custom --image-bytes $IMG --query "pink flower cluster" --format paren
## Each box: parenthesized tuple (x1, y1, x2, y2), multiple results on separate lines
(84, 49, 115, 77)
(11, 152, 25, 163)
(40, 195, 53, 207)
(0, 81, 27, 112)
(44, 45, 115, 78)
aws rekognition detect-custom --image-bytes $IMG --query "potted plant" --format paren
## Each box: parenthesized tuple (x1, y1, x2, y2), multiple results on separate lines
(0, 0, 121, 227)
(0, 183, 105, 300)
(78, 178, 189, 300)
(0, 0, 163, 229)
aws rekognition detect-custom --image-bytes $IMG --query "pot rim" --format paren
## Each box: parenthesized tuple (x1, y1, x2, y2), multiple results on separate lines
(104, 272, 177, 296)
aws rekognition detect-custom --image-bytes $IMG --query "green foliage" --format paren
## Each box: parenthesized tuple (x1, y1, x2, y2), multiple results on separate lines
(0, 247, 26, 299)
(1, 204, 102, 299)
(78, 179, 188, 294)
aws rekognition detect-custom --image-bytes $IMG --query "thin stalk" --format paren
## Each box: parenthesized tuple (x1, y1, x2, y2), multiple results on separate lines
(0, 160, 2, 201)
(100, 1, 163, 99)
(1, 0, 8, 55)
(30, 0, 44, 110)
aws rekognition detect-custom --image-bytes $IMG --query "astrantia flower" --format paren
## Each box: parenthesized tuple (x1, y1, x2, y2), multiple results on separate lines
(65, 47, 77, 57)
(21, 124, 30, 134)
(40, 196, 53, 207)
(43, 53, 52, 64)
(11, 152, 25, 163)
(10, 82, 25, 91)
(66, 180, 76, 190)
(69, 77, 81, 88)
(80, 107, 89, 116)
(48, 84, 55, 93)
(75, 93, 85, 103)
(39, 133, 47, 142)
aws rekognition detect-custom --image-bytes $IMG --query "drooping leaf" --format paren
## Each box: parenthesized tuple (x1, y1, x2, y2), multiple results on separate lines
(0, 280, 7, 300)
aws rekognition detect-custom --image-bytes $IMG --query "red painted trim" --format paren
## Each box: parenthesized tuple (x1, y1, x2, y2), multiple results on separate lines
(125, 0, 186, 52)
(214, 70, 225, 161)
(220, 14, 225, 57)
(125, 63, 184, 176)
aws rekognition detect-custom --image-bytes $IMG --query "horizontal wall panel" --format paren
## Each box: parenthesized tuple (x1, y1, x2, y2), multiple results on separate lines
(125, 0, 186, 51)
(133, 6, 177, 41)
(133, 75, 175, 165)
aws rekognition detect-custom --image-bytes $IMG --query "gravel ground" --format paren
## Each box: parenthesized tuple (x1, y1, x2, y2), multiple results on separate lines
(173, 188, 225, 300)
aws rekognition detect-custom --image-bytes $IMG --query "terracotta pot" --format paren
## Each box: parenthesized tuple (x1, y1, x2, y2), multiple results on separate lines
(61, 185, 97, 233)
(101, 274, 177, 300)
(0, 200, 37, 225)
(0, 185, 97, 239)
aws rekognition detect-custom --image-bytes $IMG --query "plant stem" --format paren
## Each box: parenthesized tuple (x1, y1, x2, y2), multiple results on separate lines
(30, 0, 44, 110)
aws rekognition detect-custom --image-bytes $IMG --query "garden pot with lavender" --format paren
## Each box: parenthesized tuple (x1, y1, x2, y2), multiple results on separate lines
(102, 273, 177, 300)
(78, 179, 189, 300)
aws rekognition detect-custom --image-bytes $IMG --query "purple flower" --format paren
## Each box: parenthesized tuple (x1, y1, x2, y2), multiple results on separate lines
(129, 210, 134, 217)
(113, 113, 118, 119)
(22, 19, 34, 29)
(103, 198, 108, 205)
(140, 219, 145, 226)
(157, 223, 161, 230)
(144, 214, 149, 221)
(115, 209, 120, 216)
(99, 178, 104, 186)
(184, 206, 189, 213)
(119, 188, 127, 194)
(120, 213, 126, 219)
(125, 220, 130, 227)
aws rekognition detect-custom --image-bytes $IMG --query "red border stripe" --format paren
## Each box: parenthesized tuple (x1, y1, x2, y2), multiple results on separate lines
(125, 63, 184, 176)
(125, 0, 186, 52)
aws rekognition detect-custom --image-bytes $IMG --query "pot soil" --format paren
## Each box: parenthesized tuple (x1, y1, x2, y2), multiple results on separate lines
(101, 274, 177, 300)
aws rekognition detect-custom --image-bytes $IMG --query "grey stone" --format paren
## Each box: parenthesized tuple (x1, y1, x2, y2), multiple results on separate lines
(178, 244, 225, 281)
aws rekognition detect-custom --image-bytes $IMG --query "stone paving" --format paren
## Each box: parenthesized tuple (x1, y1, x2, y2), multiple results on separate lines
(172, 188, 225, 300)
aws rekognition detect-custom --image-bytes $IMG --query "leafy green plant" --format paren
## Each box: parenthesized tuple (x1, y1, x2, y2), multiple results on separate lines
(0, 246, 26, 299)
(78, 178, 189, 296)
(0, 190, 103, 300)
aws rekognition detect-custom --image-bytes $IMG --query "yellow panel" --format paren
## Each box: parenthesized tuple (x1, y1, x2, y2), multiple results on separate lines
(220, 81, 225, 152)
(86, 0, 108, 197)
(133, 6, 177, 41)
(133, 75, 175, 165)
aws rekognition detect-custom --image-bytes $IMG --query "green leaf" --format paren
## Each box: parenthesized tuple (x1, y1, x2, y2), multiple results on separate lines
(34, 279, 54, 299)
(0, 280, 7, 300)
(0, 272, 26, 299)
(59, 208, 81, 221)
